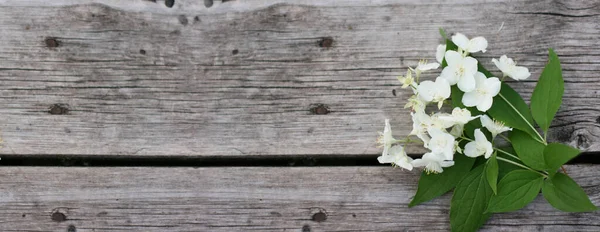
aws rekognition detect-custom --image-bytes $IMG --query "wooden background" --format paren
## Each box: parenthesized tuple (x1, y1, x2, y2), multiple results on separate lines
(0, 0, 599, 231)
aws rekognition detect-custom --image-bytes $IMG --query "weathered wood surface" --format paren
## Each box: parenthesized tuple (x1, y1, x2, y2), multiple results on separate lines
(0, 165, 597, 231)
(0, 0, 599, 156)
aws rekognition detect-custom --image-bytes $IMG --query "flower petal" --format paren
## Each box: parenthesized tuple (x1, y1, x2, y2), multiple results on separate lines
(440, 66, 458, 85)
(480, 115, 494, 130)
(411, 158, 427, 167)
(417, 81, 435, 102)
(510, 66, 531, 80)
(462, 91, 481, 107)
(477, 96, 494, 112)
(435, 77, 452, 99)
(463, 141, 480, 157)
(451, 33, 470, 51)
(436, 44, 446, 63)
(457, 73, 476, 92)
(474, 129, 487, 142)
(444, 50, 462, 67)
(468, 36, 488, 53)
(440, 160, 455, 168)
(484, 77, 502, 97)
(377, 155, 394, 164)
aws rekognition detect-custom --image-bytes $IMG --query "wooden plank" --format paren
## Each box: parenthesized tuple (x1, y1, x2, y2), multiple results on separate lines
(0, 0, 599, 156)
(0, 165, 598, 231)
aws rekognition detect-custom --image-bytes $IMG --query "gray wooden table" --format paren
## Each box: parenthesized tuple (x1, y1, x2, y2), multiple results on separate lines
(0, 0, 599, 231)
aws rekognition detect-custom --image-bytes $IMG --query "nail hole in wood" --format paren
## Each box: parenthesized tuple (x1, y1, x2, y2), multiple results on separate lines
(165, 0, 175, 8)
(204, 0, 213, 8)
(392, 89, 397, 96)
(232, 49, 239, 55)
(49, 104, 70, 115)
(309, 104, 330, 115)
(45, 37, 60, 48)
(67, 225, 77, 232)
(318, 37, 333, 48)
(139, 49, 146, 55)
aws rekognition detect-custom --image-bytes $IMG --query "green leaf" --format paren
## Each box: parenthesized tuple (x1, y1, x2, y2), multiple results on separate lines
(450, 165, 493, 232)
(487, 83, 540, 140)
(439, 28, 448, 40)
(509, 129, 547, 170)
(542, 173, 597, 212)
(496, 146, 525, 179)
(544, 143, 580, 172)
(409, 154, 475, 207)
(486, 170, 544, 213)
(485, 154, 499, 194)
(530, 49, 564, 134)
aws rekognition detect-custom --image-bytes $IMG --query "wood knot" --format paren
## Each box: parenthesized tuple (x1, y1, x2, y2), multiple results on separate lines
(49, 104, 70, 115)
(51, 212, 67, 222)
(45, 37, 60, 48)
(318, 37, 333, 48)
(309, 104, 330, 115)
(312, 212, 327, 222)
(204, 0, 213, 8)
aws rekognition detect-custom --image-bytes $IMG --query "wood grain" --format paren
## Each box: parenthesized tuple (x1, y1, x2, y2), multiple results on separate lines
(0, 0, 599, 156)
(0, 165, 597, 231)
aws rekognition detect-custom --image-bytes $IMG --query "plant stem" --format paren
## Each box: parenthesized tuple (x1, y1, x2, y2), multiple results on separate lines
(494, 147, 520, 162)
(498, 133, 511, 143)
(496, 156, 548, 178)
(498, 93, 547, 145)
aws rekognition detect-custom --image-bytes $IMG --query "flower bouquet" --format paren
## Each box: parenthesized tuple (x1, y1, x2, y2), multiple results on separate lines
(377, 29, 597, 232)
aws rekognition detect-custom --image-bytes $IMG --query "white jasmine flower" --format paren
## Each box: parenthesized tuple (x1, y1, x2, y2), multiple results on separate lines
(462, 72, 501, 112)
(417, 77, 451, 109)
(427, 127, 456, 160)
(436, 44, 446, 64)
(378, 145, 413, 170)
(492, 55, 531, 80)
(410, 112, 456, 147)
(397, 69, 415, 88)
(440, 50, 478, 92)
(410, 112, 432, 145)
(452, 33, 488, 53)
(404, 95, 427, 113)
(437, 107, 479, 126)
(430, 113, 456, 130)
(464, 129, 494, 159)
(480, 115, 512, 138)
(377, 119, 399, 157)
(412, 152, 455, 174)
(415, 60, 440, 75)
